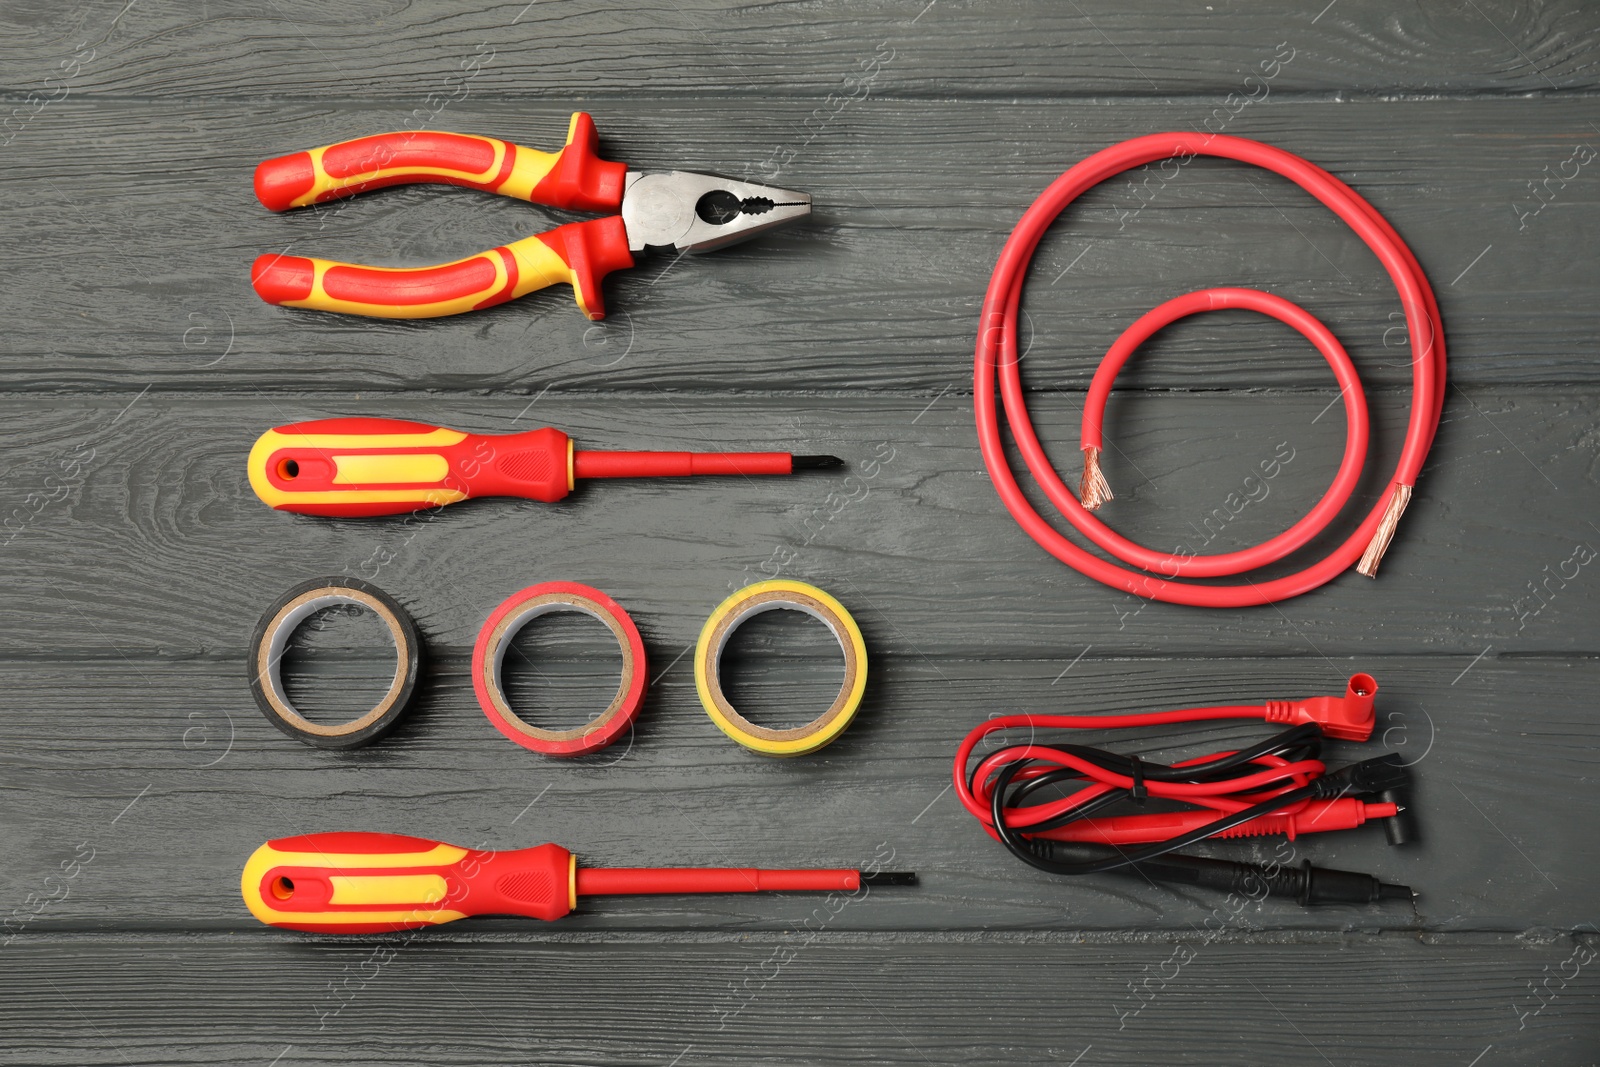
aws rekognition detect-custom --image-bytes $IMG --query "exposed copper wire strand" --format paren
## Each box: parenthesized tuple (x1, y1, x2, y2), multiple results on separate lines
(1078, 446, 1114, 511)
(1356, 483, 1412, 578)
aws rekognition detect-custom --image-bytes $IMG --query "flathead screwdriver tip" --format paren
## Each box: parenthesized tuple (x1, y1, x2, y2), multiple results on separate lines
(1379, 882, 1415, 902)
(861, 871, 918, 886)
(792, 455, 845, 470)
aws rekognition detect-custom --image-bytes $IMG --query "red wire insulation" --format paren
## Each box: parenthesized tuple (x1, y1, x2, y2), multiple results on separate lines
(974, 133, 1446, 606)
(1040, 797, 1399, 846)
(575, 867, 860, 896)
(952, 673, 1378, 838)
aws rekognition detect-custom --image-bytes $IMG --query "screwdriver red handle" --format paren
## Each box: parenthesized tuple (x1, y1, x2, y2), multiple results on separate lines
(241, 832, 872, 933)
(247, 417, 814, 517)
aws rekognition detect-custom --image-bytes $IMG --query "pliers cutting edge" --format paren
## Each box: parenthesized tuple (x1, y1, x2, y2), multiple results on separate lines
(250, 112, 810, 320)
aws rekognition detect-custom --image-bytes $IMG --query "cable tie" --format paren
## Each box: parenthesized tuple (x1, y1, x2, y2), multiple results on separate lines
(1127, 755, 1148, 803)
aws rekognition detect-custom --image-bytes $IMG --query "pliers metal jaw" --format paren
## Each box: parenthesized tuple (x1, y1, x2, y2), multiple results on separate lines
(250, 111, 810, 320)
(621, 171, 810, 254)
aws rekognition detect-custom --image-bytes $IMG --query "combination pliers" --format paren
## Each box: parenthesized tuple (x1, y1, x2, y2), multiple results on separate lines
(250, 112, 810, 320)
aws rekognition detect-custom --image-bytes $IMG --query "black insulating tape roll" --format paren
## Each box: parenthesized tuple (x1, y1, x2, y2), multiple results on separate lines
(248, 576, 422, 749)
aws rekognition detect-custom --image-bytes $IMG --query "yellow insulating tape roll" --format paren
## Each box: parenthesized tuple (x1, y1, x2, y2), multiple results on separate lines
(694, 579, 867, 757)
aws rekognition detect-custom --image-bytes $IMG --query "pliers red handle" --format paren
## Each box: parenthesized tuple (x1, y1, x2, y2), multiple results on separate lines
(250, 112, 810, 320)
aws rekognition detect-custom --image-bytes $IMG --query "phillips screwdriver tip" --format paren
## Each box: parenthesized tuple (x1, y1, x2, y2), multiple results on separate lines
(861, 871, 918, 886)
(793, 454, 846, 470)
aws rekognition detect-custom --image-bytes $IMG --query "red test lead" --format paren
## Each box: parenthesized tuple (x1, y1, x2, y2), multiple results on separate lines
(1038, 797, 1400, 846)
(247, 417, 842, 517)
(954, 674, 1418, 906)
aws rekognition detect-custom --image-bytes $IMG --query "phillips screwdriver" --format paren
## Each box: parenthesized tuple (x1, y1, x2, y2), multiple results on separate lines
(241, 832, 916, 932)
(247, 417, 843, 517)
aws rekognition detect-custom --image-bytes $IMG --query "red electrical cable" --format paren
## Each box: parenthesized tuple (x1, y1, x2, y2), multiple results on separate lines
(952, 672, 1378, 839)
(974, 133, 1446, 607)
(968, 739, 1323, 832)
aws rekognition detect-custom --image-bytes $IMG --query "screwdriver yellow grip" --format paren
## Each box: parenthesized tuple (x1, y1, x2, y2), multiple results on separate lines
(241, 832, 578, 933)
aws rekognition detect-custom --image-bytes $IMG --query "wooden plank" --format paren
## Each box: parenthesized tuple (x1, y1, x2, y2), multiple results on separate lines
(0, 392, 1592, 659)
(3, 1, 1598, 1060)
(3, 0, 1598, 100)
(1, 654, 1593, 932)
(2, 97, 1598, 391)
(0, 935, 1593, 1065)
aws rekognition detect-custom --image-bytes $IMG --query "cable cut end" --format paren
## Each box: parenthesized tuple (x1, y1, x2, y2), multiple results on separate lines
(1079, 446, 1114, 511)
(1356, 483, 1412, 578)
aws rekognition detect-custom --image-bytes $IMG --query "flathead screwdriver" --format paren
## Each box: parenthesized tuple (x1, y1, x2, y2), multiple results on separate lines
(248, 417, 842, 517)
(242, 832, 915, 932)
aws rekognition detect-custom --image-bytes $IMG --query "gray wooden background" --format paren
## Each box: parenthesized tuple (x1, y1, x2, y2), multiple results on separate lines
(3, 1, 1598, 1063)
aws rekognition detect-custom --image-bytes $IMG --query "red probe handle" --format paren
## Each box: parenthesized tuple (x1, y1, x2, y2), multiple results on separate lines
(246, 417, 573, 517)
(1038, 798, 1398, 846)
(953, 674, 1381, 831)
(253, 114, 627, 213)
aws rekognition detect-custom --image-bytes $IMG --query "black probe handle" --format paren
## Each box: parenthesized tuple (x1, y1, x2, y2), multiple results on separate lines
(1124, 854, 1413, 905)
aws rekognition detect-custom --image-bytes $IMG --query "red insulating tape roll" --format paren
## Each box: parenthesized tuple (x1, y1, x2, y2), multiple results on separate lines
(473, 581, 647, 756)
(974, 133, 1446, 607)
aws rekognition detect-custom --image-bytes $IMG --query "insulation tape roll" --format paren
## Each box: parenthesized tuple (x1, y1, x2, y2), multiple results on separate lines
(473, 581, 647, 757)
(248, 576, 422, 749)
(694, 579, 867, 757)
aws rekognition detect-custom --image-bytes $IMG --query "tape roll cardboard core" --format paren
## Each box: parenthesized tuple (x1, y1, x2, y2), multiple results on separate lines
(695, 580, 867, 757)
(474, 583, 646, 756)
(249, 577, 420, 749)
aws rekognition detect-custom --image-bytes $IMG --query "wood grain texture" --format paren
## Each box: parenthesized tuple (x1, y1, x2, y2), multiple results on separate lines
(3, 1, 1599, 1062)
(0, 655, 1593, 932)
(3, 0, 1598, 98)
(0, 392, 1592, 659)
(1, 935, 1595, 1066)
(2, 98, 1598, 391)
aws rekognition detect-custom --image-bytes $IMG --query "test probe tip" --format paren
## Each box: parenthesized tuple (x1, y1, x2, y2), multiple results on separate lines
(861, 871, 919, 886)
(793, 454, 845, 470)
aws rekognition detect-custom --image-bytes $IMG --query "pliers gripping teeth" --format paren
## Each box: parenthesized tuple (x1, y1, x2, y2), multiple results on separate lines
(250, 112, 810, 320)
